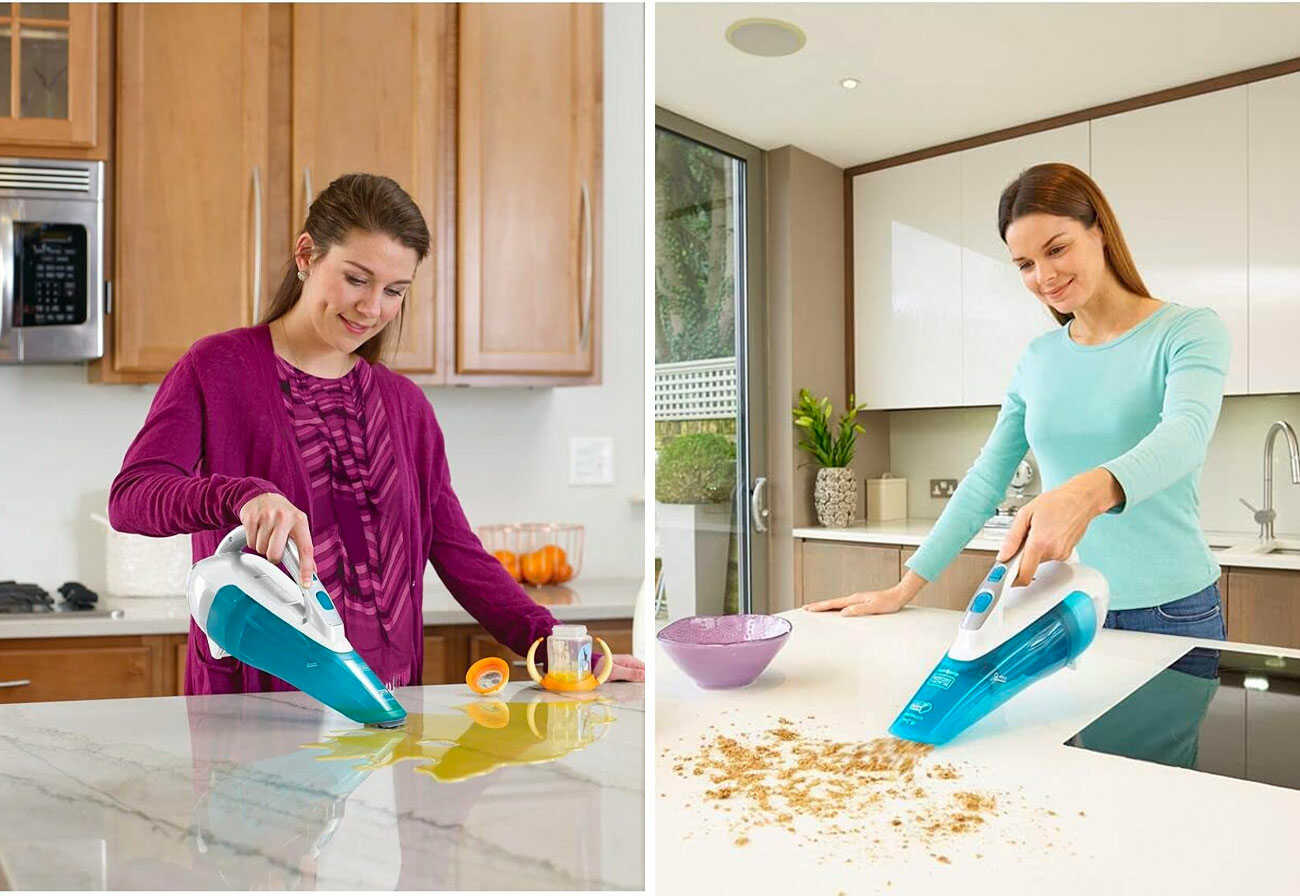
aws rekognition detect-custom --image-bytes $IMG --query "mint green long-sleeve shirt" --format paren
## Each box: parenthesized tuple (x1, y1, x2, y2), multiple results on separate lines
(905, 303, 1229, 611)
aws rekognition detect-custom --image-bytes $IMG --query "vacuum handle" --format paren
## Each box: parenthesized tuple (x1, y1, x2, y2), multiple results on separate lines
(216, 525, 317, 589)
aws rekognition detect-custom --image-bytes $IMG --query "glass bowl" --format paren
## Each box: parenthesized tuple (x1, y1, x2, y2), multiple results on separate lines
(657, 614, 792, 688)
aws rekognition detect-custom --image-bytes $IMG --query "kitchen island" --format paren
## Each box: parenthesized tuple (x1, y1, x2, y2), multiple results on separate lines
(0, 680, 644, 890)
(657, 607, 1299, 895)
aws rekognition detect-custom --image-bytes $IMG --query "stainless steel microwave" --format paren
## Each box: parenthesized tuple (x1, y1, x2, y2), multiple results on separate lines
(0, 158, 104, 363)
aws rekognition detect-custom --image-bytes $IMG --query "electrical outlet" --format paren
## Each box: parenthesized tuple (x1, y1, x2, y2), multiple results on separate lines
(930, 478, 959, 498)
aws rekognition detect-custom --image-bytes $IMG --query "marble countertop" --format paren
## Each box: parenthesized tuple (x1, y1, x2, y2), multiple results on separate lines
(0, 575, 642, 640)
(657, 608, 1300, 894)
(0, 680, 644, 890)
(793, 519, 1300, 571)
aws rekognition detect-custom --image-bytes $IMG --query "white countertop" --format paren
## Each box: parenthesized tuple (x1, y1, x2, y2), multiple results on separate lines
(793, 519, 1300, 571)
(656, 608, 1300, 894)
(0, 680, 644, 890)
(0, 574, 641, 640)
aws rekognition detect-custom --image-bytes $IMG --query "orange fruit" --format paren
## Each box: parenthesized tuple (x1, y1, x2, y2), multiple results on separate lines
(520, 549, 555, 586)
(554, 562, 574, 584)
(492, 550, 521, 582)
(539, 545, 567, 584)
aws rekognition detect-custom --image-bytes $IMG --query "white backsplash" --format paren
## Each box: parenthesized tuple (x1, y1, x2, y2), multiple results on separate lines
(887, 392, 1300, 536)
(0, 5, 645, 596)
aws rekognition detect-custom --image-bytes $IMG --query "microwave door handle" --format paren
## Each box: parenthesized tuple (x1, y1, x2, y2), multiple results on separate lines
(0, 220, 13, 358)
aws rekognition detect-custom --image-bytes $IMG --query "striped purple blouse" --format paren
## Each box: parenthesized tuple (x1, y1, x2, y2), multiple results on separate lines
(274, 354, 416, 690)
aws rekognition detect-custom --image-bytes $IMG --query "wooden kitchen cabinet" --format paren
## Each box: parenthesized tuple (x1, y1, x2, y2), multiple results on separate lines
(96, 3, 603, 387)
(455, 3, 602, 382)
(109, 2, 270, 378)
(0, 635, 170, 703)
(291, 3, 450, 377)
(0, 2, 101, 150)
(796, 540, 901, 607)
(1225, 567, 1300, 649)
(902, 546, 997, 611)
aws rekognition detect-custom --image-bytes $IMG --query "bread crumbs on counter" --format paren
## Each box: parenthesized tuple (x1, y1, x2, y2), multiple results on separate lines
(662, 721, 1067, 865)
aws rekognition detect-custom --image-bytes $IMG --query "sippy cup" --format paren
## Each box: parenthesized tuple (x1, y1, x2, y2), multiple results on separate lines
(525, 624, 612, 692)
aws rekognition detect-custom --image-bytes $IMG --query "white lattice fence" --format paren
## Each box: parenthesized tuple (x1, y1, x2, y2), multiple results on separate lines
(654, 357, 737, 421)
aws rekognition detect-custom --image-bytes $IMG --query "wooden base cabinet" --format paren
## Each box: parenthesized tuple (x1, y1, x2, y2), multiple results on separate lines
(901, 547, 997, 611)
(1225, 567, 1300, 649)
(0, 635, 170, 703)
(795, 540, 900, 607)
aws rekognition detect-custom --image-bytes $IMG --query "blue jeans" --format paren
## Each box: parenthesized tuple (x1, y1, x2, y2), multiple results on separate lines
(1103, 582, 1226, 640)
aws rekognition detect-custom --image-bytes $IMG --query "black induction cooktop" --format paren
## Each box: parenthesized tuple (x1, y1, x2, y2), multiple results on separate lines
(1067, 647, 1300, 791)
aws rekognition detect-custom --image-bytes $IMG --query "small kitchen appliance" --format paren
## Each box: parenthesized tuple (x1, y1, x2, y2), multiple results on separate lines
(890, 549, 1109, 746)
(186, 525, 406, 728)
(525, 624, 612, 693)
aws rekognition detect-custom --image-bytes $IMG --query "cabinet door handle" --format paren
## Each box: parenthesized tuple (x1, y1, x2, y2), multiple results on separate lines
(0, 679, 31, 689)
(303, 166, 313, 221)
(251, 166, 263, 323)
(751, 476, 771, 534)
(579, 182, 593, 352)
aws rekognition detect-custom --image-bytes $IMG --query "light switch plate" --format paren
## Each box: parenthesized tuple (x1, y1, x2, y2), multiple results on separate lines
(570, 437, 614, 486)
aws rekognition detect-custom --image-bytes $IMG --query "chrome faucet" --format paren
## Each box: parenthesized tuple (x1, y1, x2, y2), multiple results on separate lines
(1239, 420, 1300, 543)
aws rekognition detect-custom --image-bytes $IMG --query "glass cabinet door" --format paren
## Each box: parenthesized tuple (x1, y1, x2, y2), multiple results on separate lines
(0, 2, 97, 148)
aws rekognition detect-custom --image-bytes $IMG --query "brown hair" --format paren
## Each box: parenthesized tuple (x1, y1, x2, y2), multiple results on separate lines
(260, 172, 431, 364)
(997, 162, 1150, 326)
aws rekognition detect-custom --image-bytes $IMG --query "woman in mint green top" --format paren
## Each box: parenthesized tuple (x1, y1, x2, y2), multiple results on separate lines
(808, 162, 1229, 639)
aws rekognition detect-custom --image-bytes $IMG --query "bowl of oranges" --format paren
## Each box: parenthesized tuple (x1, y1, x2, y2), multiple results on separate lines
(478, 523, 583, 587)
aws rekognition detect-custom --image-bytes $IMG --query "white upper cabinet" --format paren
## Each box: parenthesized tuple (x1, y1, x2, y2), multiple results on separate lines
(959, 123, 1090, 406)
(1090, 87, 1250, 395)
(852, 153, 963, 410)
(1247, 71, 1300, 395)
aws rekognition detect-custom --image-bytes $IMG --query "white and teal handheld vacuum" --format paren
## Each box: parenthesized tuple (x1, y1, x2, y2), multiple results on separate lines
(186, 525, 407, 728)
(890, 548, 1109, 746)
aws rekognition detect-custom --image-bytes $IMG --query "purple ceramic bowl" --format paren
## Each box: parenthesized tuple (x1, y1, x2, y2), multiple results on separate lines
(657, 614, 793, 688)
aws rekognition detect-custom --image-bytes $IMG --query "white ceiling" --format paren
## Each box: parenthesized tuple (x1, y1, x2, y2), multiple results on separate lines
(657, 3, 1300, 168)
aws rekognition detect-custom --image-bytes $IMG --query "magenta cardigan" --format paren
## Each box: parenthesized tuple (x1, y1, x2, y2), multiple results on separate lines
(108, 325, 562, 694)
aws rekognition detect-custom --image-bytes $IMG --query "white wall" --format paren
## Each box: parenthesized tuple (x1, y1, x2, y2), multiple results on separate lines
(0, 5, 644, 594)
(887, 393, 1300, 537)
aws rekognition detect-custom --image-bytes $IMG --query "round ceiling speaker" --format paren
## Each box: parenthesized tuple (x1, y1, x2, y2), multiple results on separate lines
(725, 18, 807, 57)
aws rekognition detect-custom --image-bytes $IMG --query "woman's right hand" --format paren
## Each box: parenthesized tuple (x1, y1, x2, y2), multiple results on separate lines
(804, 585, 910, 616)
(238, 492, 315, 586)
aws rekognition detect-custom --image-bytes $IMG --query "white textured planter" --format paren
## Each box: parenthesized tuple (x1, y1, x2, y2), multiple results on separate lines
(655, 502, 732, 620)
(814, 467, 857, 528)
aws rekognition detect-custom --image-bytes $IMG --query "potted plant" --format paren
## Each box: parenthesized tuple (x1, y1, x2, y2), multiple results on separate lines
(654, 432, 736, 619)
(792, 389, 867, 528)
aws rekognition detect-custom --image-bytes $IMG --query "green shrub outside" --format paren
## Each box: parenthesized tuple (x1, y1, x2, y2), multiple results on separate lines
(656, 432, 736, 504)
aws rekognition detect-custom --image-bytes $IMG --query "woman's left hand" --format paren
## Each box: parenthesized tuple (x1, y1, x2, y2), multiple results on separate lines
(999, 468, 1124, 586)
(605, 653, 645, 682)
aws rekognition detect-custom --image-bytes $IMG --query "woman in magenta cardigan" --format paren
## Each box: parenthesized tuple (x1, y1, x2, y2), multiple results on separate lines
(109, 173, 643, 694)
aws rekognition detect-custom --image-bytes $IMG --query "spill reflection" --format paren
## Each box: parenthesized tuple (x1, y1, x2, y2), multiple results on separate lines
(303, 695, 616, 782)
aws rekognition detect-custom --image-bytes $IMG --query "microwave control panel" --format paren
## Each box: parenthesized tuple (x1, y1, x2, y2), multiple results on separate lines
(14, 222, 88, 327)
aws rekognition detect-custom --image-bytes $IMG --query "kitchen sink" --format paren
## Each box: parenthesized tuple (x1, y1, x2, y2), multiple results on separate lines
(1217, 538, 1300, 556)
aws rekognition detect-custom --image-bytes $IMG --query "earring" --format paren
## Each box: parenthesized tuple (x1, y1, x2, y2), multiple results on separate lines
(297, 270, 306, 282)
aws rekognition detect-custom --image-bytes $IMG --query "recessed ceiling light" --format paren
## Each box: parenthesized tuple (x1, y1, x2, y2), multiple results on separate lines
(725, 18, 806, 57)
(840, 78, 860, 90)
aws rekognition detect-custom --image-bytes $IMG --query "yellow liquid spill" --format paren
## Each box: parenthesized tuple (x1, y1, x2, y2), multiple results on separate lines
(301, 697, 615, 783)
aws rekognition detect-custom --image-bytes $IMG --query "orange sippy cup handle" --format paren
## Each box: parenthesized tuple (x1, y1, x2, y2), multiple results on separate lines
(594, 637, 613, 684)
(525, 637, 545, 686)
